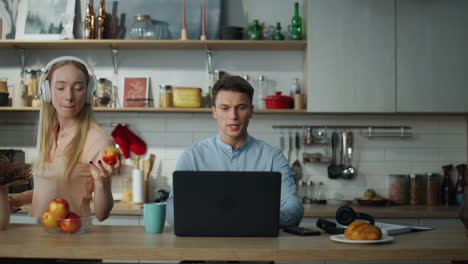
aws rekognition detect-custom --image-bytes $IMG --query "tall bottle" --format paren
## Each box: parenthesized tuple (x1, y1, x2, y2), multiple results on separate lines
(441, 164, 455, 206)
(455, 164, 466, 205)
(290, 2, 303, 40)
(256, 75, 266, 110)
(84, 1, 96, 39)
(97, 0, 106, 39)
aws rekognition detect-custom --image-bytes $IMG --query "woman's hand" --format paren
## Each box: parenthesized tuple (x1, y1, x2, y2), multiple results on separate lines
(8, 193, 23, 213)
(89, 158, 121, 183)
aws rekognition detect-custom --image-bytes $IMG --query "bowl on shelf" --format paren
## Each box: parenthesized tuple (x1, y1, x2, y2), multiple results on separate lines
(39, 215, 94, 235)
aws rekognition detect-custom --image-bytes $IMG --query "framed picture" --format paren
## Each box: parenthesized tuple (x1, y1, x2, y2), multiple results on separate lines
(123, 77, 150, 107)
(15, 0, 75, 40)
(0, 0, 20, 39)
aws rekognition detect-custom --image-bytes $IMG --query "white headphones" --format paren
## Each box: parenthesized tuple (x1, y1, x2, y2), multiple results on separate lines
(38, 56, 97, 104)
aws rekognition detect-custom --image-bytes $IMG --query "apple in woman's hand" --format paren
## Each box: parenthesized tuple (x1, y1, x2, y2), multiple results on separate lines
(102, 146, 120, 164)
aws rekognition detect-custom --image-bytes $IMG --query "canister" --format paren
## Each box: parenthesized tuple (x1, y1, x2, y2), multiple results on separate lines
(426, 173, 441, 206)
(159, 85, 173, 107)
(172, 87, 202, 108)
(410, 174, 426, 205)
(389, 174, 410, 205)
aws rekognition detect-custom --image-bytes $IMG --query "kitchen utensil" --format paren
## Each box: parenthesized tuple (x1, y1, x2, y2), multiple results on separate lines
(288, 132, 293, 163)
(181, 0, 188, 40)
(134, 155, 140, 170)
(328, 132, 341, 179)
(143, 154, 156, 202)
(291, 132, 302, 183)
(263, 91, 293, 109)
(279, 132, 285, 152)
(344, 131, 356, 179)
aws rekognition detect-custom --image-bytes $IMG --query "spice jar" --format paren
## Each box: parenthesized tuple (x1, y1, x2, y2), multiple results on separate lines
(410, 174, 426, 205)
(389, 174, 410, 205)
(426, 173, 441, 206)
(96, 78, 113, 107)
(159, 85, 173, 107)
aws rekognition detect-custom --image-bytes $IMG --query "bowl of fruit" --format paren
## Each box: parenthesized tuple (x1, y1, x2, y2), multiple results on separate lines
(39, 198, 93, 235)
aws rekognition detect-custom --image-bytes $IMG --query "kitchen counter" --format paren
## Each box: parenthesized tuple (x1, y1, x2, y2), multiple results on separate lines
(17, 203, 460, 218)
(0, 224, 467, 261)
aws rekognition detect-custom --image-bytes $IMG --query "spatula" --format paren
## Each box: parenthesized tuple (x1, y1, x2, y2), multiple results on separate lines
(291, 132, 302, 183)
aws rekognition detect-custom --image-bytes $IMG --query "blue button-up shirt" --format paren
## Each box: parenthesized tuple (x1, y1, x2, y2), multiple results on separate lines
(166, 135, 304, 227)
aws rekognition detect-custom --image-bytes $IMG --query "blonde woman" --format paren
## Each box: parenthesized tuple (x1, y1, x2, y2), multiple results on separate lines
(9, 56, 118, 222)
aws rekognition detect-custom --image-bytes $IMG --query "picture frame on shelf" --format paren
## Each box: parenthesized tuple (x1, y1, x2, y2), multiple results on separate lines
(123, 77, 150, 107)
(15, 0, 75, 40)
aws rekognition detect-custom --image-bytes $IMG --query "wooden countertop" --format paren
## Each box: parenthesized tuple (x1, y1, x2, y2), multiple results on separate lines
(0, 224, 467, 261)
(17, 202, 460, 218)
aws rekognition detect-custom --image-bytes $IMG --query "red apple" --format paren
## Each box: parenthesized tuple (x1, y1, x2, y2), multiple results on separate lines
(102, 146, 120, 164)
(47, 198, 70, 220)
(41, 210, 58, 229)
(59, 212, 82, 233)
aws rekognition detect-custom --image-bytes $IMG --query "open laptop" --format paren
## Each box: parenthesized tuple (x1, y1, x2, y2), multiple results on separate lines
(173, 171, 281, 237)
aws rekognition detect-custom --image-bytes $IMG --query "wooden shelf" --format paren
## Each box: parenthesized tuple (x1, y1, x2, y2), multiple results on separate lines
(0, 106, 308, 114)
(0, 40, 307, 50)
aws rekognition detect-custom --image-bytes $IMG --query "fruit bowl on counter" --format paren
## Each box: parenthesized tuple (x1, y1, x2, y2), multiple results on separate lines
(39, 215, 94, 235)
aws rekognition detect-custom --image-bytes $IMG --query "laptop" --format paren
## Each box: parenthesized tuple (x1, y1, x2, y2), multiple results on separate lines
(173, 171, 281, 237)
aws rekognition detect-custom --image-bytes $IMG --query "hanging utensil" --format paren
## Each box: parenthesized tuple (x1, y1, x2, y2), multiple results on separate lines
(341, 131, 352, 179)
(291, 131, 302, 183)
(328, 132, 341, 179)
(344, 131, 357, 179)
(288, 132, 293, 163)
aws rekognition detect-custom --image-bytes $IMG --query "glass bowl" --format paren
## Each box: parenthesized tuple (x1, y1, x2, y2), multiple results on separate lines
(39, 216, 94, 235)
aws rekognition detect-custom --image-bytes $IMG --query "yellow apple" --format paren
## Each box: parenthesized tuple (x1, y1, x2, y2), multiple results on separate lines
(47, 198, 70, 220)
(41, 211, 58, 229)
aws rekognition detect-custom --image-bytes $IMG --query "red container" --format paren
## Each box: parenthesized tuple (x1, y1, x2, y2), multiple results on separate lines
(263, 91, 293, 109)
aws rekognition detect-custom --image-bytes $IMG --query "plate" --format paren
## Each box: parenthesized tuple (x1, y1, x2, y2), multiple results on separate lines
(330, 234, 394, 244)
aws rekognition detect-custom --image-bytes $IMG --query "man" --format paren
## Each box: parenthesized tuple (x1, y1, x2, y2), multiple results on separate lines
(166, 75, 304, 227)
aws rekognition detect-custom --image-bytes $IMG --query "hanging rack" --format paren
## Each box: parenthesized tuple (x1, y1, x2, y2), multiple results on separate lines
(272, 125, 413, 139)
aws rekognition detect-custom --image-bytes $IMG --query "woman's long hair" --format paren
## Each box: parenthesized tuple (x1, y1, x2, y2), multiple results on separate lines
(34, 60, 98, 182)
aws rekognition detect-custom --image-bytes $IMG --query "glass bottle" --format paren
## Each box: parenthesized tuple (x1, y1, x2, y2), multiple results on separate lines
(315, 181, 327, 204)
(84, 2, 96, 39)
(129, 14, 155, 40)
(289, 2, 303, 40)
(304, 180, 314, 204)
(271, 22, 285, 40)
(159, 85, 173, 107)
(97, 0, 106, 39)
(455, 164, 466, 205)
(441, 164, 455, 206)
(256, 75, 266, 110)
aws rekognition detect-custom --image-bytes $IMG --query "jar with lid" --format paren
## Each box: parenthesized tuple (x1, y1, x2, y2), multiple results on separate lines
(389, 174, 410, 205)
(410, 174, 426, 205)
(426, 173, 441, 206)
(96, 78, 113, 107)
(25, 69, 43, 107)
(159, 85, 173, 107)
(315, 181, 327, 204)
(129, 14, 155, 40)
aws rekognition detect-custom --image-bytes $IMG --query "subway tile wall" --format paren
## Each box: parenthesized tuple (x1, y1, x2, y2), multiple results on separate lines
(1, 111, 466, 201)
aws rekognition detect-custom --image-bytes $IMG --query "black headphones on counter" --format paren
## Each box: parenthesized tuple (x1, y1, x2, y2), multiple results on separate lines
(316, 206, 375, 234)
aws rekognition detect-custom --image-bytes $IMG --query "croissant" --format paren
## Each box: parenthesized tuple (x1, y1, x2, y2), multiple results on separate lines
(344, 221, 382, 240)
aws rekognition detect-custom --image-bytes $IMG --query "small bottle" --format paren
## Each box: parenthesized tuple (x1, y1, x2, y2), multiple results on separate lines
(97, 0, 106, 39)
(455, 164, 466, 205)
(256, 75, 266, 110)
(159, 85, 173, 108)
(441, 164, 455, 206)
(84, 3, 95, 39)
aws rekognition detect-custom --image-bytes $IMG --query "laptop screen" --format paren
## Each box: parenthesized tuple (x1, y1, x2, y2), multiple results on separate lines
(173, 171, 281, 237)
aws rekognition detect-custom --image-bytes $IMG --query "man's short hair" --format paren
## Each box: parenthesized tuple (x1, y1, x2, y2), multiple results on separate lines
(211, 75, 254, 106)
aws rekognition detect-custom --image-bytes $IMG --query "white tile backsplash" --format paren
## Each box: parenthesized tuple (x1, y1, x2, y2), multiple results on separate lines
(1, 111, 466, 202)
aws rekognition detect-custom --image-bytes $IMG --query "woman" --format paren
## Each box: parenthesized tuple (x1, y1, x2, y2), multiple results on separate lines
(9, 56, 118, 221)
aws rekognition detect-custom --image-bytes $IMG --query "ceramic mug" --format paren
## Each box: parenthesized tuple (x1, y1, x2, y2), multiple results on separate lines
(143, 202, 166, 233)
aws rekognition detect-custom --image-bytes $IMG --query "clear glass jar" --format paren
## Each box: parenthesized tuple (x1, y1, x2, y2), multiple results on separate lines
(96, 78, 113, 107)
(303, 180, 314, 204)
(129, 14, 155, 40)
(122, 177, 132, 202)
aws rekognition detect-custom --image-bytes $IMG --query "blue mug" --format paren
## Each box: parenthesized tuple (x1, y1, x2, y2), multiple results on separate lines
(143, 202, 166, 233)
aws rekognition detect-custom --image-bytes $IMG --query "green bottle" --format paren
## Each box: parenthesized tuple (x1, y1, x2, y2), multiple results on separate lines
(290, 2, 303, 40)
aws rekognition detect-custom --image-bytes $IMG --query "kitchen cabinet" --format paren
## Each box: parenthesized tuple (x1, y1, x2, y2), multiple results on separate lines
(307, 0, 396, 113)
(396, 0, 468, 112)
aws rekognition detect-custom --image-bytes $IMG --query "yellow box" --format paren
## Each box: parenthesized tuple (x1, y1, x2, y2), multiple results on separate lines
(172, 87, 202, 108)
